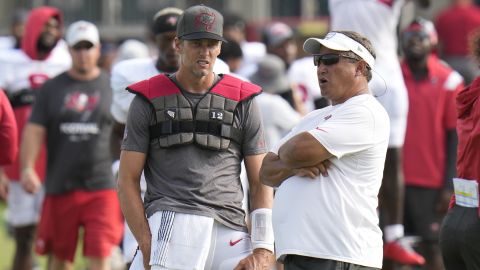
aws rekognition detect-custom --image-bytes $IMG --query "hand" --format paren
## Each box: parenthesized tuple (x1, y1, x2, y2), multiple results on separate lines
(0, 169, 9, 200)
(234, 248, 274, 270)
(292, 160, 331, 178)
(139, 239, 151, 270)
(20, 168, 41, 194)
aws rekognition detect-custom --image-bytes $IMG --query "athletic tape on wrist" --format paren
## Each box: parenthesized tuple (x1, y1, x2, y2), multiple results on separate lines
(250, 208, 274, 252)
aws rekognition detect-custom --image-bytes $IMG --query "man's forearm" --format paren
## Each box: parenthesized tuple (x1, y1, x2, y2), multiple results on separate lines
(260, 152, 294, 187)
(117, 177, 151, 249)
(245, 154, 274, 209)
(20, 123, 45, 171)
(278, 132, 333, 168)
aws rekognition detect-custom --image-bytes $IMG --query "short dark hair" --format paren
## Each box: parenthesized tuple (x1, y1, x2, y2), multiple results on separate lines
(218, 38, 243, 61)
(337, 30, 376, 81)
(223, 12, 246, 31)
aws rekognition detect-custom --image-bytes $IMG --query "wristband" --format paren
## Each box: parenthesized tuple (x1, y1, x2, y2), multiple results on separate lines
(250, 208, 274, 253)
(21, 167, 35, 175)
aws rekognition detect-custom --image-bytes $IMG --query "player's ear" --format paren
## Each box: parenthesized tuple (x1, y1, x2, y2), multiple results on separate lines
(355, 61, 367, 77)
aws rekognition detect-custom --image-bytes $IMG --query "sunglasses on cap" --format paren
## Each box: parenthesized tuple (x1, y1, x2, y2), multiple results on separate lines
(72, 42, 95, 51)
(313, 53, 359, 66)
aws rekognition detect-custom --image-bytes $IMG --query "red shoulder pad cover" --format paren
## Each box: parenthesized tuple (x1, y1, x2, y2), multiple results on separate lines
(211, 74, 262, 101)
(126, 74, 180, 99)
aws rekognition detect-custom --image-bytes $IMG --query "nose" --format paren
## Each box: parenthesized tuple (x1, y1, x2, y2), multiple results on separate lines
(198, 43, 210, 56)
(317, 63, 327, 74)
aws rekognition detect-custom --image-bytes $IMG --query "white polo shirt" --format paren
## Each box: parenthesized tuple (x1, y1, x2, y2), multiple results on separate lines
(272, 94, 389, 268)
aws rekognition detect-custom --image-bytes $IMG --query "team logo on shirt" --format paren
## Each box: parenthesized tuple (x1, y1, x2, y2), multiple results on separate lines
(61, 91, 101, 140)
(64, 91, 100, 114)
(165, 109, 176, 119)
(28, 73, 49, 89)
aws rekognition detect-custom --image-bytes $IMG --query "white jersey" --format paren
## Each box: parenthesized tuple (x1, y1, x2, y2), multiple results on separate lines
(235, 41, 266, 79)
(256, 92, 301, 149)
(0, 36, 16, 51)
(329, 0, 408, 147)
(288, 56, 321, 112)
(272, 94, 389, 268)
(110, 57, 230, 124)
(0, 40, 71, 92)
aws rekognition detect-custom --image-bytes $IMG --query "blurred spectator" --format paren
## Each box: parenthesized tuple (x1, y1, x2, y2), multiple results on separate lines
(21, 20, 123, 269)
(223, 12, 266, 78)
(0, 90, 17, 167)
(249, 54, 301, 148)
(219, 38, 244, 74)
(435, 0, 480, 85)
(262, 22, 305, 116)
(113, 39, 149, 65)
(400, 18, 463, 270)
(0, 6, 71, 270)
(439, 30, 480, 270)
(250, 54, 296, 110)
(98, 40, 117, 73)
(288, 55, 327, 112)
(262, 22, 298, 70)
(0, 8, 28, 50)
(0, 89, 18, 200)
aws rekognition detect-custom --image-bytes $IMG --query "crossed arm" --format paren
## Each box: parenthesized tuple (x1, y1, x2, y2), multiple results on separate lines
(260, 131, 334, 187)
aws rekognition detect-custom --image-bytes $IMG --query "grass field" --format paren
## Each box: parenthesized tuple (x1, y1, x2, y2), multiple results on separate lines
(0, 201, 88, 270)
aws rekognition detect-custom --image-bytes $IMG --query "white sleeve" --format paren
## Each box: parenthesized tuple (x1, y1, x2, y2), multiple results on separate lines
(308, 105, 376, 158)
(213, 58, 230, 74)
(270, 114, 308, 155)
(110, 63, 136, 124)
(270, 95, 301, 131)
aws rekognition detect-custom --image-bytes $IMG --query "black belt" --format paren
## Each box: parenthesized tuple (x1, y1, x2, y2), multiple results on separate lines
(7, 89, 36, 108)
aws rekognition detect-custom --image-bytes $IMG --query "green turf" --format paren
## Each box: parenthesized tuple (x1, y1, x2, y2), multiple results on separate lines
(0, 201, 87, 270)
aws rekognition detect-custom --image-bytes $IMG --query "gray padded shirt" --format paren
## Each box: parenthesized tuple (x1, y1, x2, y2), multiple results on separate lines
(122, 79, 267, 231)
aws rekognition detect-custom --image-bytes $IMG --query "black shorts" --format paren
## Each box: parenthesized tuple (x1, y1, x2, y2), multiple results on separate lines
(404, 186, 444, 242)
(440, 205, 480, 270)
(283, 255, 380, 270)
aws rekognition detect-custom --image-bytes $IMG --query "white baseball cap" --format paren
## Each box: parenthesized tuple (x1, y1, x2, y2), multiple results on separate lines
(66, 20, 100, 47)
(303, 32, 375, 68)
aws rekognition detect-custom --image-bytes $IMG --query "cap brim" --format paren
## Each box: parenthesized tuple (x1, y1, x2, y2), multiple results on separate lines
(68, 39, 97, 47)
(303, 38, 350, 54)
(180, 32, 227, 43)
(304, 33, 376, 68)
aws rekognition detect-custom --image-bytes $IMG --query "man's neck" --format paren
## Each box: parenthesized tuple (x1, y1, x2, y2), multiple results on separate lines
(156, 58, 177, 73)
(406, 57, 428, 80)
(175, 69, 215, 94)
(67, 67, 101, 81)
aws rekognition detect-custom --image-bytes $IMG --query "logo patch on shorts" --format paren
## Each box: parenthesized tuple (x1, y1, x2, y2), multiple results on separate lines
(229, 238, 243, 246)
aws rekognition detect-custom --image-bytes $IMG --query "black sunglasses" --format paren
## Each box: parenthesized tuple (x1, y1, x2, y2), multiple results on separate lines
(313, 53, 359, 66)
(72, 42, 94, 51)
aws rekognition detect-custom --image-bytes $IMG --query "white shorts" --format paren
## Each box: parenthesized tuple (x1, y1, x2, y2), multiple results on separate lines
(130, 212, 252, 270)
(6, 181, 44, 227)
